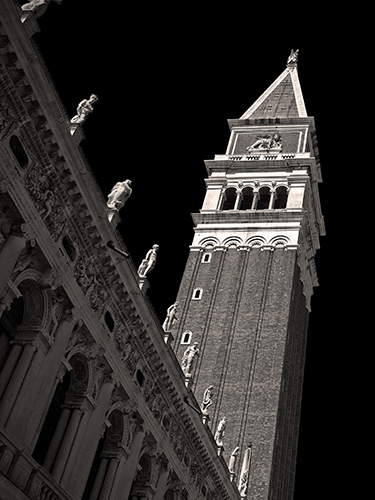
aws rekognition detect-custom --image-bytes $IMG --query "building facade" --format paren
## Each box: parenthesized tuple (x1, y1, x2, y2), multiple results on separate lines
(172, 53, 325, 498)
(0, 4, 325, 500)
(0, 2, 241, 500)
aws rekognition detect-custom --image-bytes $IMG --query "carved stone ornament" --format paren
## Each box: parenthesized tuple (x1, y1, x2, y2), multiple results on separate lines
(246, 133, 283, 153)
(74, 254, 108, 313)
(0, 97, 16, 140)
(24, 163, 66, 241)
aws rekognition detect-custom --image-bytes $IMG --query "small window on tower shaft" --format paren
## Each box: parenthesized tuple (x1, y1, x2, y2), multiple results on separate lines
(181, 331, 192, 344)
(192, 288, 203, 300)
(202, 253, 212, 263)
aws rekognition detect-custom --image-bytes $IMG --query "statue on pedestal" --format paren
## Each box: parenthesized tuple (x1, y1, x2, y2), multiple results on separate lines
(238, 442, 253, 497)
(107, 180, 132, 212)
(229, 446, 240, 474)
(21, 0, 62, 17)
(138, 244, 159, 278)
(201, 385, 214, 414)
(70, 94, 98, 125)
(181, 342, 199, 376)
(214, 416, 227, 447)
(162, 301, 179, 332)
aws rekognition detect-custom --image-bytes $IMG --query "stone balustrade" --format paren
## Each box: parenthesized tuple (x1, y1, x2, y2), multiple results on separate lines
(0, 428, 75, 500)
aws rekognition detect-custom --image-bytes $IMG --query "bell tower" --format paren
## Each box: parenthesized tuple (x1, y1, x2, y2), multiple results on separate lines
(172, 52, 325, 499)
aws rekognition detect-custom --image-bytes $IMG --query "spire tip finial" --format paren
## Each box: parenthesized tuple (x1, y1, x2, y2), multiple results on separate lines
(287, 49, 299, 66)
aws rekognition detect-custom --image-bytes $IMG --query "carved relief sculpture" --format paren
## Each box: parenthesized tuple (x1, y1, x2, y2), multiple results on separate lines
(138, 244, 159, 278)
(246, 133, 283, 153)
(106, 180, 133, 212)
(162, 301, 179, 332)
(181, 342, 199, 376)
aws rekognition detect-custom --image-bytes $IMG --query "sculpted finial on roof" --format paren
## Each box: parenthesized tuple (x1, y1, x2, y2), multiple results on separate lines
(287, 49, 299, 65)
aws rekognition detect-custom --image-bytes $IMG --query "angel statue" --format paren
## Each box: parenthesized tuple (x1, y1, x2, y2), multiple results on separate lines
(287, 49, 299, 65)
(107, 180, 133, 212)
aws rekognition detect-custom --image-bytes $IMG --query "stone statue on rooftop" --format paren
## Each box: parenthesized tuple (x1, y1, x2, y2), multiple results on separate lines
(287, 49, 299, 65)
(162, 301, 179, 332)
(239, 442, 253, 497)
(138, 244, 159, 278)
(107, 180, 133, 212)
(201, 385, 214, 414)
(228, 446, 240, 474)
(70, 94, 98, 125)
(21, 0, 62, 17)
(214, 416, 227, 447)
(181, 342, 199, 376)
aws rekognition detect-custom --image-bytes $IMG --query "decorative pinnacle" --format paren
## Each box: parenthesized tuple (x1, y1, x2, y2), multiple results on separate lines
(287, 49, 299, 66)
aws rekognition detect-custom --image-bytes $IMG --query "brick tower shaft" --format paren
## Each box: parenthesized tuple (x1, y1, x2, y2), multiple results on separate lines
(172, 53, 325, 499)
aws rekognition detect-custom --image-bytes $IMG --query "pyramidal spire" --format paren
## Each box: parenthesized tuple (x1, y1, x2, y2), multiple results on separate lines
(240, 50, 307, 120)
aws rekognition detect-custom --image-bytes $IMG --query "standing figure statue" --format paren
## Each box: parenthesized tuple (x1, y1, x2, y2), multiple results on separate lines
(181, 342, 199, 376)
(228, 446, 240, 474)
(201, 385, 214, 414)
(70, 94, 98, 125)
(138, 244, 159, 278)
(214, 416, 227, 447)
(239, 442, 253, 497)
(21, 0, 62, 18)
(287, 49, 299, 65)
(107, 180, 133, 212)
(162, 301, 179, 332)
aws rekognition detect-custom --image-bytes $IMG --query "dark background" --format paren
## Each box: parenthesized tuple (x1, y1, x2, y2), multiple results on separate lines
(29, 3, 352, 497)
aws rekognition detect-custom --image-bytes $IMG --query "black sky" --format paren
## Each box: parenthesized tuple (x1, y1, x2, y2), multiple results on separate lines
(27, 3, 353, 497)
